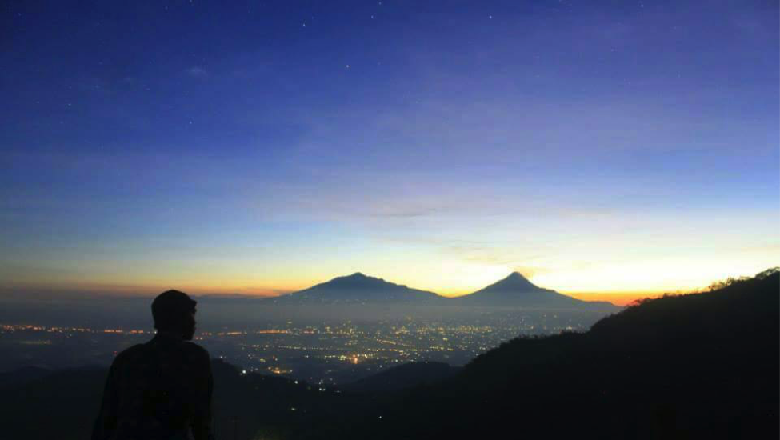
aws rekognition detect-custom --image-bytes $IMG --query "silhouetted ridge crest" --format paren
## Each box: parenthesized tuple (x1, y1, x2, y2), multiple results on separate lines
(270, 273, 446, 304)
(265, 271, 615, 308)
(319, 273, 396, 289)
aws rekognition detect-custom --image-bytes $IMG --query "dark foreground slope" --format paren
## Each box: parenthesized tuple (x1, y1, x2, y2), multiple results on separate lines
(341, 361, 460, 394)
(338, 268, 779, 440)
(0, 360, 362, 440)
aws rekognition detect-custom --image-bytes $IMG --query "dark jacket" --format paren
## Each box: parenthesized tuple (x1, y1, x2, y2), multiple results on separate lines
(92, 334, 214, 440)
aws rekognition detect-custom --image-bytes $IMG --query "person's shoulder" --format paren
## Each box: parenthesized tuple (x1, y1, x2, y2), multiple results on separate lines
(112, 343, 148, 365)
(182, 341, 211, 362)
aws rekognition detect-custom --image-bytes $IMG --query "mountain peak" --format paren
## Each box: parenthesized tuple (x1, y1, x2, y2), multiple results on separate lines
(330, 272, 385, 285)
(273, 272, 445, 304)
(506, 272, 527, 281)
(456, 270, 616, 309)
(490, 271, 538, 290)
(454, 271, 553, 305)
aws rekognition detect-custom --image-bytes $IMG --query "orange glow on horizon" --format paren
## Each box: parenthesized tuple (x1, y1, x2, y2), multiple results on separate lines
(1, 277, 701, 307)
(3, 261, 775, 307)
(566, 292, 677, 306)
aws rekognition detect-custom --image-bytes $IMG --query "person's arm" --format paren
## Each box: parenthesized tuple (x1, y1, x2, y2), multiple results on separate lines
(192, 352, 215, 440)
(91, 358, 121, 440)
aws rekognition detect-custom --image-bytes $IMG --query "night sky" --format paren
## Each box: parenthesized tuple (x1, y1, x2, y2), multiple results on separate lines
(1, 1, 777, 300)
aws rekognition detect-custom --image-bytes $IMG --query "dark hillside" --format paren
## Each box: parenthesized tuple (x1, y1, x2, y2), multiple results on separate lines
(339, 269, 779, 440)
(0, 367, 107, 440)
(0, 365, 52, 388)
(341, 361, 460, 394)
(0, 359, 362, 440)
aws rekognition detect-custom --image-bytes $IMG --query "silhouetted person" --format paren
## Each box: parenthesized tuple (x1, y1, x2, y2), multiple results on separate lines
(92, 290, 214, 440)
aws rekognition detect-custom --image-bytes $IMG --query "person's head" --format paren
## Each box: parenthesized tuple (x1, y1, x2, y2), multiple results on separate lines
(151, 290, 197, 340)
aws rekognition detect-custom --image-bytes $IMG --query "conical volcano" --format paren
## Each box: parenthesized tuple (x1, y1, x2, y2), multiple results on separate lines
(480, 272, 543, 292)
(455, 272, 613, 309)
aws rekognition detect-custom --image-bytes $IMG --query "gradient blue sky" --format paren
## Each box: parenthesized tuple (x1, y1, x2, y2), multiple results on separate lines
(1, 0, 777, 299)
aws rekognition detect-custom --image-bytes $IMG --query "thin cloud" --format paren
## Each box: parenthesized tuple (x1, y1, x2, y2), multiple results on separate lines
(185, 66, 209, 78)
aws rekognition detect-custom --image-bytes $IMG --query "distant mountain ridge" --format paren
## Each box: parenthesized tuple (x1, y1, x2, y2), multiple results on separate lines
(268, 273, 446, 304)
(267, 271, 616, 309)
